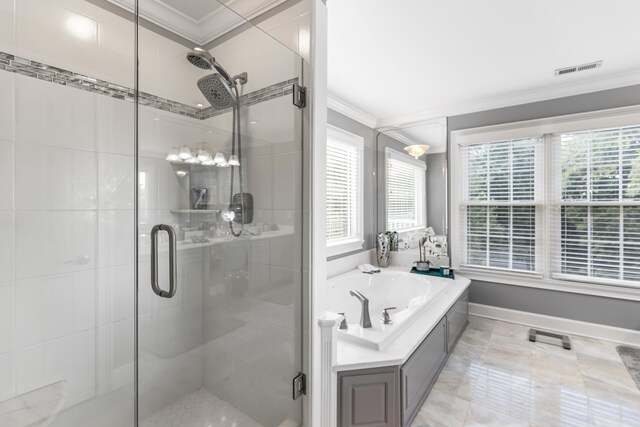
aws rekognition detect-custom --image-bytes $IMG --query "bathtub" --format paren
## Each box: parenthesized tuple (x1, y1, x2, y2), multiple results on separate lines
(327, 268, 464, 350)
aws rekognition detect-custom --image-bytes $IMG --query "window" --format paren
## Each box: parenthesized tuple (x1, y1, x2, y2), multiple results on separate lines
(461, 138, 541, 273)
(553, 126, 640, 283)
(451, 108, 640, 292)
(326, 125, 364, 256)
(386, 148, 426, 232)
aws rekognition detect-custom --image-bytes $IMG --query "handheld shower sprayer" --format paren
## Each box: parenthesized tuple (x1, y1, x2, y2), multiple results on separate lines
(186, 48, 249, 237)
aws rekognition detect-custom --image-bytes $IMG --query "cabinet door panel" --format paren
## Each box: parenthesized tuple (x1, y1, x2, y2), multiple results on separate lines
(447, 290, 469, 352)
(339, 368, 399, 427)
(401, 317, 447, 425)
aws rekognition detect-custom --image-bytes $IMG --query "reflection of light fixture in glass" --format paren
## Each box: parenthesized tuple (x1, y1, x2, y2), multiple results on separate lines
(184, 157, 199, 164)
(66, 14, 97, 41)
(201, 159, 216, 166)
(176, 170, 188, 177)
(179, 146, 193, 160)
(221, 208, 235, 222)
(196, 149, 211, 162)
(404, 144, 430, 159)
(165, 148, 180, 162)
(228, 155, 240, 166)
(213, 152, 227, 166)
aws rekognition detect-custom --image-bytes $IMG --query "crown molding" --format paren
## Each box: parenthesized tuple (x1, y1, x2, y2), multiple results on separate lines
(383, 129, 416, 146)
(376, 69, 640, 129)
(331, 70, 640, 132)
(327, 93, 377, 129)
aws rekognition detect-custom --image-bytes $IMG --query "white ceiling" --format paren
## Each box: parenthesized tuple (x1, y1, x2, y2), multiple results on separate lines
(328, 0, 640, 129)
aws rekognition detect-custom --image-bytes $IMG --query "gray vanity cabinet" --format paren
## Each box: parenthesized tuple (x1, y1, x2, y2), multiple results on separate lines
(338, 366, 400, 427)
(400, 317, 447, 426)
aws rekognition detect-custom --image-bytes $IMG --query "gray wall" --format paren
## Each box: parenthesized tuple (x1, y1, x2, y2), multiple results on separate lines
(327, 109, 377, 259)
(426, 152, 447, 236)
(448, 84, 640, 330)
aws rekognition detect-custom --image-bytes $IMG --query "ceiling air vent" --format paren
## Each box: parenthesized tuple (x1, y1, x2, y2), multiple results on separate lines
(555, 60, 602, 76)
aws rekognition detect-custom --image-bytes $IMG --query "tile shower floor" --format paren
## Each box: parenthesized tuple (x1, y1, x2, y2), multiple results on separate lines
(412, 316, 640, 427)
(140, 388, 263, 427)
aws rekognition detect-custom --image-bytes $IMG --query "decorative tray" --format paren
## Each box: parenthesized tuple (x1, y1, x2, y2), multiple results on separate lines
(410, 267, 455, 280)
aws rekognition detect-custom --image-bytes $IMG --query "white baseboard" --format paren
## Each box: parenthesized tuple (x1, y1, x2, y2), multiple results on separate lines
(469, 303, 640, 347)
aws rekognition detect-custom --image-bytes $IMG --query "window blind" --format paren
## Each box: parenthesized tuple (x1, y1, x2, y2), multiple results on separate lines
(326, 133, 362, 243)
(552, 125, 640, 283)
(460, 138, 541, 272)
(386, 150, 426, 232)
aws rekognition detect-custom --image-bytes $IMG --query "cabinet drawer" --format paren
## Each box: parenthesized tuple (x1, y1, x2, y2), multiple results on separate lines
(447, 290, 469, 352)
(400, 317, 447, 426)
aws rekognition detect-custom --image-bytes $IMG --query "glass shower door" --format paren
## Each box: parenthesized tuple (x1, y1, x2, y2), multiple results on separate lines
(136, 1, 304, 426)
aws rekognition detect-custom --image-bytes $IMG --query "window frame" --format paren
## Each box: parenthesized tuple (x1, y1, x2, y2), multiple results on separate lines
(325, 125, 365, 257)
(385, 147, 427, 234)
(450, 105, 640, 300)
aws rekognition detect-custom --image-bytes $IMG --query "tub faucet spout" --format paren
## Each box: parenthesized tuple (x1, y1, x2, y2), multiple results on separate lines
(349, 290, 372, 328)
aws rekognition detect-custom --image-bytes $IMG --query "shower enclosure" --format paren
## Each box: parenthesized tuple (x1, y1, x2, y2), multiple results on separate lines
(0, 0, 307, 426)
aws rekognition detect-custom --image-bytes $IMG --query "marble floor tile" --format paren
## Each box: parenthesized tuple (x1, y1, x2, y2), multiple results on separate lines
(411, 316, 640, 427)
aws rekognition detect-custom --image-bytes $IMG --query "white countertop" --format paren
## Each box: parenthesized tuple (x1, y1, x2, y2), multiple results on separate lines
(334, 267, 470, 372)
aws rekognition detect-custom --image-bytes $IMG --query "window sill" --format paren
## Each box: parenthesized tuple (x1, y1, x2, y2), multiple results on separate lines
(326, 239, 365, 258)
(458, 267, 640, 302)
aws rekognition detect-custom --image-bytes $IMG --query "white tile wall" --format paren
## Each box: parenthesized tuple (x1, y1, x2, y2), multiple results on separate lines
(14, 211, 97, 279)
(97, 265, 134, 326)
(96, 318, 134, 388)
(3, 64, 138, 414)
(138, 157, 158, 213)
(0, 143, 13, 211)
(15, 271, 95, 349)
(15, 330, 96, 399)
(0, 72, 13, 142)
(98, 153, 134, 210)
(0, 283, 14, 354)
(14, 75, 97, 150)
(14, 0, 134, 88)
(0, 0, 14, 55)
(15, 144, 97, 210)
(96, 97, 135, 156)
(0, 213, 14, 283)
(0, 352, 14, 402)
(98, 210, 135, 268)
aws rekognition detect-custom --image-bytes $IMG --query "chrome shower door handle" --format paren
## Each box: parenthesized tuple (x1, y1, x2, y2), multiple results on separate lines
(150, 224, 178, 298)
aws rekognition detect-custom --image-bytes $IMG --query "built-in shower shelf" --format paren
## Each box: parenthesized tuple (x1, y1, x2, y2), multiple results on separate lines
(170, 209, 221, 214)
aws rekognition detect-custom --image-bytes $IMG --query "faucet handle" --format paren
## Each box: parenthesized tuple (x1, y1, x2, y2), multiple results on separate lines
(381, 307, 397, 325)
(337, 313, 348, 330)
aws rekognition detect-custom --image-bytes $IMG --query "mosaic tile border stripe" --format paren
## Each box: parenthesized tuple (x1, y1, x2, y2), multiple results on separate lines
(0, 51, 298, 120)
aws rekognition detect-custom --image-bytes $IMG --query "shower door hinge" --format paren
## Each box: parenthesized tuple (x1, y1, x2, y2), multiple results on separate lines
(292, 372, 306, 399)
(292, 84, 306, 108)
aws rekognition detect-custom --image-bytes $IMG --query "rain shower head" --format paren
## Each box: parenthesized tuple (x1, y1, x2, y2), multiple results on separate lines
(186, 47, 233, 84)
(197, 73, 237, 110)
